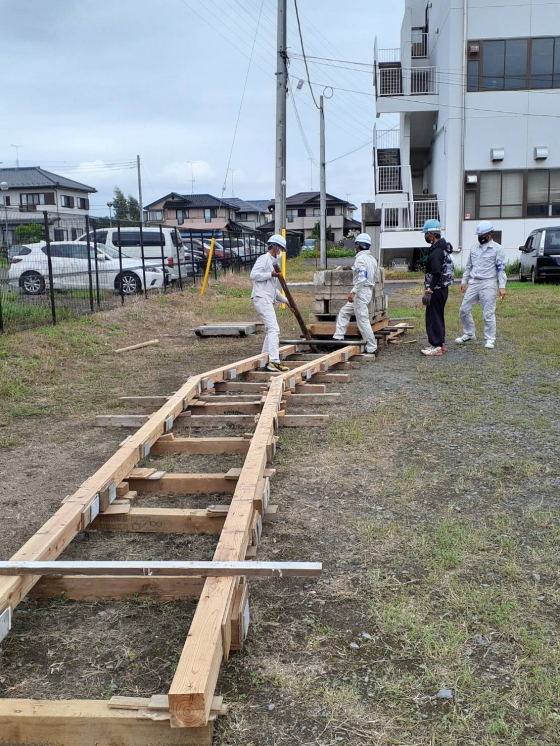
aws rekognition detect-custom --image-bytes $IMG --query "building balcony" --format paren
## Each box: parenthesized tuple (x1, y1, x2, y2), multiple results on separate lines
(375, 65, 439, 113)
(381, 199, 445, 233)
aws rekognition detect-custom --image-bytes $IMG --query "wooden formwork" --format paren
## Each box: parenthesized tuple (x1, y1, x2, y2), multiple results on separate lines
(0, 343, 364, 745)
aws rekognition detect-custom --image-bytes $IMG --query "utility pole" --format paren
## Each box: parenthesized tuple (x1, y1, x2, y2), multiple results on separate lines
(319, 95, 327, 269)
(274, 0, 288, 235)
(137, 155, 143, 226)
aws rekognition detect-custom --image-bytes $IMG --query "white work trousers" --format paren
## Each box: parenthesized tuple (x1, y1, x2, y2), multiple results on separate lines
(334, 287, 377, 353)
(253, 297, 280, 362)
(459, 279, 498, 342)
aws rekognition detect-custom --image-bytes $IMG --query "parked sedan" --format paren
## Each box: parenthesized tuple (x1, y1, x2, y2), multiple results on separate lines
(519, 226, 560, 283)
(9, 242, 165, 295)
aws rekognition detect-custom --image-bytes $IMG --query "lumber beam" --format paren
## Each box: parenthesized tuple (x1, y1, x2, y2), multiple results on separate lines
(151, 436, 251, 456)
(278, 414, 329, 427)
(92, 508, 226, 535)
(96, 413, 258, 429)
(30, 575, 205, 601)
(0, 561, 322, 578)
(127, 473, 237, 495)
(189, 401, 262, 415)
(0, 700, 213, 746)
(311, 372, 350, 383)
(294, 383, 326, 393)
(214, 381, 267, 393)
(119, 395, 169, 407)
(287, 393, 341, 405)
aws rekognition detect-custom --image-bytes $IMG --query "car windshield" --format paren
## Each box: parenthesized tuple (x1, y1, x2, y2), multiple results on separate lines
(543, 229, 560, 252)
(96, 244, 130, 259)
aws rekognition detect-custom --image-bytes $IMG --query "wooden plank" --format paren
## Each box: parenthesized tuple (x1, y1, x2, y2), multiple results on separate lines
(127, 473, 237, 495)
(129, 467, 158, 479)
(214, 381, 268, 393)
(99, 503, 131, 516)
(278, 414, 329, 427)
(294, 383, 326, 393)
(168, 376, 286, 728)
(197, 394, 262, 402)
(288, 393, 341, 405)
(151, 437, 251, 456)
(92, 508, 226, 535)
(114, 339, 159, 353)
(188, 401, 262, 415)
(0, 561, 322, 578)
(119, 395, 169, 407)
(96, 414, 149, 428)
(243, 371, 282, 382)
(311, 372, 350, 383)
(332, 361, 351, 370)
(0, 700, 212, 746)
(96, 413, 258, 429)
(307, 319, 389, 336)
(30, 575, 205, 601)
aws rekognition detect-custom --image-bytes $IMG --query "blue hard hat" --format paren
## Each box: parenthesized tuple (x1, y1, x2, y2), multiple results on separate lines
(422, 219, 443, 233)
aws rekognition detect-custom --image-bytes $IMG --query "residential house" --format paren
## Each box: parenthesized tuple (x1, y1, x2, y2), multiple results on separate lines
(372, 0, 560, 267)
(225, 198, 271, 230)
(143, 193, 246, 233)
(260, 192, 361, 242)
(0, 167, 96, 245)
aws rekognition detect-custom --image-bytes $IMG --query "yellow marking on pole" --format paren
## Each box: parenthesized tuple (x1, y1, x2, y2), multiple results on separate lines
(199, 237, 216, 297)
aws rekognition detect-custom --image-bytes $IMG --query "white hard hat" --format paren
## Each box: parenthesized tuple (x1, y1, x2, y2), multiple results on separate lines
(267, 233, 286, 250)
(476, 220, 494, 235)
(355, 233, 372, 246)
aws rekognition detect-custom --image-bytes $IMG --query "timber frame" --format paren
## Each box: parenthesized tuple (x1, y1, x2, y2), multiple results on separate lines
(0, 342, 365, 746)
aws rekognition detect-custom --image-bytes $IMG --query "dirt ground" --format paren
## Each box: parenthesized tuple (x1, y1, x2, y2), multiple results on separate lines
(1, 278, 559, 746)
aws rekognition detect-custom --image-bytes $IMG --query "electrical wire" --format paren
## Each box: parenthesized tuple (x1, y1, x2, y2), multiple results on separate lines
(293, 0, 320, 109)
(288, 78, 318, 165)
(327, 139, 374, 164)
(220, 0, 265, 199)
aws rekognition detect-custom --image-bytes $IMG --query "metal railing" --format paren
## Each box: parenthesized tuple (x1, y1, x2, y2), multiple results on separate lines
(380, 200, 445, 231)
(377, 48, 400, 64)
(377, 66, 438, 97)
(376, 128, 400, 150)
(376, 166, 405, 193)
(411, 31, 428, 58)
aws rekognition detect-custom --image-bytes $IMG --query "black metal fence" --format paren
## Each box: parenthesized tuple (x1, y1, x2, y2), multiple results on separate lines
(0, 211, 287, 333)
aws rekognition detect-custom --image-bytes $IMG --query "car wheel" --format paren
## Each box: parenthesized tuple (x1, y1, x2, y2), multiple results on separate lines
(20, 271, 45, 295)
(118, 272, 141, 294)
(518, 265, 527, 282)
(214, 260, 223, 271)
(531, 268, 541, 285)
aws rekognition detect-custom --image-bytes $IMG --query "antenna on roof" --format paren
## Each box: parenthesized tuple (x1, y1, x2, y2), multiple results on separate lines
(11, 144, 23, 168)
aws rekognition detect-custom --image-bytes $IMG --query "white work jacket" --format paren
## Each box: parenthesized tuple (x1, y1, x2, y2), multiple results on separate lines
(351, 251, 378, 294)
(461, 240, 507, 289)
(250, 252, 288, 304)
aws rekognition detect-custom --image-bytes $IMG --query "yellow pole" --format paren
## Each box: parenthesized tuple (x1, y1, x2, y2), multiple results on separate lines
(281, 229, 287, 308)
(199, 237, 216, 297)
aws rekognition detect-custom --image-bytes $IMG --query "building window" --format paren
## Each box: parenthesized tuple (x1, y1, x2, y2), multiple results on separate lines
(287, 210, 295, 222)
(176, 209, 189, 224)
(297, 208, 306, 217)
(465, 169, 560, 219)
(53, 229, 67, 241)
(468, 37, 560, 92)
(2, 196, 10, 206)
(238, 212, 248, 221)
(61, 195, 75, 208)
(204, 208, 217, 223)
(313, 208, 321, 217)
(77, 197, 89, 210)
(326, 207, 336, 217)
(146, 210, 163, 221)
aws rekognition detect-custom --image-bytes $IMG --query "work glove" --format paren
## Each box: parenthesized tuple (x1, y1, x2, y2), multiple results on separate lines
(422, 291, 432, 307)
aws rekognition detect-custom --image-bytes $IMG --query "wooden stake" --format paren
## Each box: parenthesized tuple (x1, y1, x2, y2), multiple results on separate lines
(114, 339, 159, 353)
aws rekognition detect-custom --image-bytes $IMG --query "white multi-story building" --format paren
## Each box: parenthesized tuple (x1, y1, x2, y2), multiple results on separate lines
(372, 0, 560, 268)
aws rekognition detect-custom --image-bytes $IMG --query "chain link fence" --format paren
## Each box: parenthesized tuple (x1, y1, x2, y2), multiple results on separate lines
(0, 211, 288, 333)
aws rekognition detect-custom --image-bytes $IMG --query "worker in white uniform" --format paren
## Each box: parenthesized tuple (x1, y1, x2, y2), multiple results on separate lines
(250, 234, 294, 372)
(333, 233, 378, 355)
(456, 221, 507, 350)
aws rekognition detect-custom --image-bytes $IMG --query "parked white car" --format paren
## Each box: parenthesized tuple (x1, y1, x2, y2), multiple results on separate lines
(9, 242, 165, 295)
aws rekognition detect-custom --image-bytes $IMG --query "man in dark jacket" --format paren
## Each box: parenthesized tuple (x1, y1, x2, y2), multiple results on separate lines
(420, 219, 454, 357)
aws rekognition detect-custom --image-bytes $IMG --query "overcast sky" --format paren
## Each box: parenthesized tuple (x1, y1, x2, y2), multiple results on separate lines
(0, 0, 403, 216)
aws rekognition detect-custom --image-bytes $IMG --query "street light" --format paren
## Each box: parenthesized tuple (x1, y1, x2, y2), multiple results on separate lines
(107, 201, 114, 227)
(0, 182, 9, 252)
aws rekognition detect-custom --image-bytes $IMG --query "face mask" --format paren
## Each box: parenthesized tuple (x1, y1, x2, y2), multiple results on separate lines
(478, 235, 491, 244)
(424, 235, 433, 244)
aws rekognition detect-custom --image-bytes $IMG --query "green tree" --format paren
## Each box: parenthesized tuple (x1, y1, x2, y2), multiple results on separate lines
(309, 221, 333, 240)
(112, 187, 129, 221)
(127, 195, 140, 221)
(14, 223, 45, 244)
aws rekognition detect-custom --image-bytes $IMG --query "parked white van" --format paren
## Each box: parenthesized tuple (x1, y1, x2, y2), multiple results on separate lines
(77, 227, 197, 282)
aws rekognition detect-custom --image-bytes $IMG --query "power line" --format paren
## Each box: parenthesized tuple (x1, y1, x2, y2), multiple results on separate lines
(327, 139, 374, 164)
(221, 0, 266, 198)
(288, 79, 318, 165)
(293, 0, 320, 109)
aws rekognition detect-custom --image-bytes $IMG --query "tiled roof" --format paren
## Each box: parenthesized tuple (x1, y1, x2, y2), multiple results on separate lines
(145, 192, 238, 210)
(0, 167, 96, 192)
(270, 192, 356, 208)
(226, 197, 271, 213)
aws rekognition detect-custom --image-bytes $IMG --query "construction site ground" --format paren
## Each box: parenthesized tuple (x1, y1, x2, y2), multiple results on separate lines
(1, 275, 559, 746)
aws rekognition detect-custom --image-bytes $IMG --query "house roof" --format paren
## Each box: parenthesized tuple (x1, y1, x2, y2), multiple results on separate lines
(270, 192, 357, 209)
(145, 192, 239, 210)
(0, 167, 96, 193)
(226, 197, 271, 214)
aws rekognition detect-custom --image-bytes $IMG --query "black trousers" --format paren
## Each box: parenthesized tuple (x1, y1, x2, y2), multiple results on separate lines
(425, 286, 448, 347)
